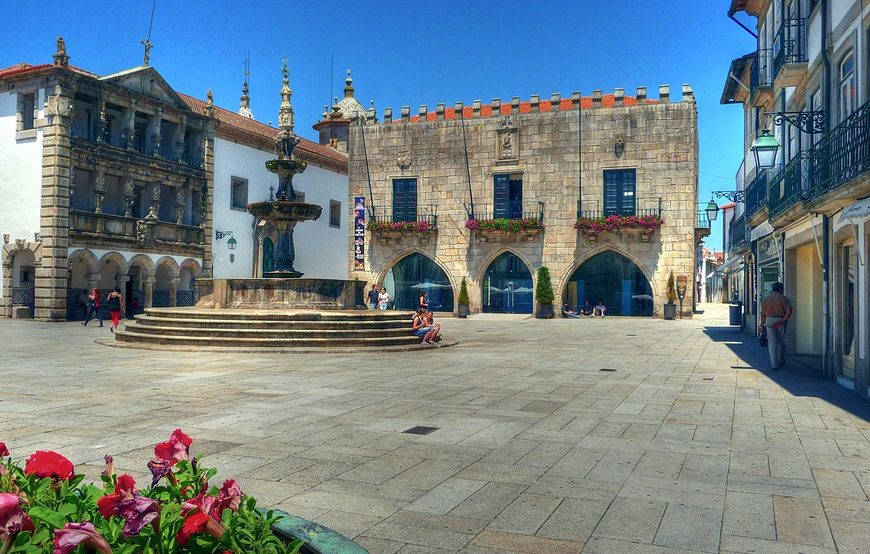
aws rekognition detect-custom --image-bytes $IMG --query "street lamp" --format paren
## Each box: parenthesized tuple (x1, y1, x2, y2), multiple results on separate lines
(750, 129, 780, 169)
(226, 236, 237, 250)
(705, 199, 720, 222)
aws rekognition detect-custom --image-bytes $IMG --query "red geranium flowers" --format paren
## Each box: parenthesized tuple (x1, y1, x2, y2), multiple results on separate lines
(24, 451, 74, 481)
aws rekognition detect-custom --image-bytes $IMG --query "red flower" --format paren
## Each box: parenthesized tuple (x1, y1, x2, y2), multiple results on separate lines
(0, 492, 34, 540)
(97, 474, 159, 537)
(176, 511, 210, 545)
(53, 522, 111, 554)
(153, 428, 192, 464)
(24, 451, 74, 481)
(217, 479, 243, 514)
(0, 442, 8, 457)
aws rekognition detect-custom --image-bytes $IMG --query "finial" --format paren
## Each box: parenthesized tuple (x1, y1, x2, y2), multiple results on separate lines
(205, 89, 214, 117)
(344, 69, 355, 98)
(53, 36, 69, 66)
(277, 58, 294, 132)
(239, 53, 253, 119)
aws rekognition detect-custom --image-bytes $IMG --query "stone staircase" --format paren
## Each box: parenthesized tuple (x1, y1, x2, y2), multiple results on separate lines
(112, 307, 424, 350)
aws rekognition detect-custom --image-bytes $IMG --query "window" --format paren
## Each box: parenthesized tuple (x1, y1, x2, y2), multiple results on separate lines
(494, 173, 523, 218)
(810, 88, 822, 146)
(21, 93, 35, 130)
(603, 169, 636, 216)
(329, 200, 341, 228)
(231, 177, 248, 210)
(392, 178, 417, 222)
(839, 51, 856, 122)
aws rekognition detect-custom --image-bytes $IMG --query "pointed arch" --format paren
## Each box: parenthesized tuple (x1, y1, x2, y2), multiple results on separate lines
(378, 249, 455, 312)
(557, 245, 656, 297)
(474, 247, 536, 286)
(481, 251, 534, 314)
(562, 248, 655, 317)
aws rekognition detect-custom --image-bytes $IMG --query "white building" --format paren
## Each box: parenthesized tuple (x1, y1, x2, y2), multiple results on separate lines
(0, 39, 349, 320)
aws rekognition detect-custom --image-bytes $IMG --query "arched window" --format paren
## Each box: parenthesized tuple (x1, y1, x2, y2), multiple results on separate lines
(839, 51, 856, 122)
(383, 253, 453, 312)
(482, 252, 533, 314)
(566, 251, 653, 316)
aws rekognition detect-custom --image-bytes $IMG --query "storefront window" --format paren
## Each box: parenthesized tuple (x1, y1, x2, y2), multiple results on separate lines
(482, 252, 533, 313)
(565, 251, 653, 316)
(384, 253, 453, 312)
(840, 243, 857, 378)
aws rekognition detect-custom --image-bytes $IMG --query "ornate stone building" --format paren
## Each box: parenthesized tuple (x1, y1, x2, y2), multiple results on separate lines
(348, 86, 707, 317)
(0, 40, 348, 320)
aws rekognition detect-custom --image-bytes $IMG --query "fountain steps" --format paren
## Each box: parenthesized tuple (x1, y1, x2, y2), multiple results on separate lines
(111, 308, 427, 349)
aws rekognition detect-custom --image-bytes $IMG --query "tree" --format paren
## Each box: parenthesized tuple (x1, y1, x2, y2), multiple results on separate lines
(535, 267, 554, 305)
(666, 271, 677, 304)
(458, 277, 470, 305)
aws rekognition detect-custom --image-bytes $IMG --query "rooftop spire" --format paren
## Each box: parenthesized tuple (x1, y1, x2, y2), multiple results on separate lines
(344, 68, 355, 98)
(239, 53, 253, 119)
(277, 58, 294, 132)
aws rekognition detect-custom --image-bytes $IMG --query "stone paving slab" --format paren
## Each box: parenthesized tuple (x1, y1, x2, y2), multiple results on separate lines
(3, 303, 870, 552)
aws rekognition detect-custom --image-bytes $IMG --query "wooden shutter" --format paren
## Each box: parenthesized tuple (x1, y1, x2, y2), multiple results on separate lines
(392, 178, 417, 222)
(603, 169, 636, 216)
(493, 174, 510, 218)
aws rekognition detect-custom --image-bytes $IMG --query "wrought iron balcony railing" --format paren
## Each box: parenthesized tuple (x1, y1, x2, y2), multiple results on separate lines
(71, 125, 96, 141)
(750, 48, 773, 95)
(807, 100, 870, 199)
(696, 211, 711, 229)
(468, 201, 544, 222)
(70, 127, 204, 169)
(369, 206, 438, 228)
(576, 196, 662, 219)
(773, 18, 807, 78)
(728, 213, 749, 253)
(745, 168, 769, 219)
(768, 154, 808, 218)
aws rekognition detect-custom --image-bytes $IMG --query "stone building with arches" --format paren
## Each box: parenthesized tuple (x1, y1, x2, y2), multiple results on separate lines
(349, 85, 708, 317)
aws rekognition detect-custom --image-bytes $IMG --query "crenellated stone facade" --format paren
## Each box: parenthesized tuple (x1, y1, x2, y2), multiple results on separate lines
(348, 85, 701, 317)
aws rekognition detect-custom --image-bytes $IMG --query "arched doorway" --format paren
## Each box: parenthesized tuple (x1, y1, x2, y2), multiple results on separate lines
(67, 249, 99, 320)
(11, 249, 35, 317)
(566, 251, 653, 316)
(482, 252, 533, 313)
(98, 252, 127, 318)
(383, 253, 454, 312)
(263, 237, 274, 274)
(178, 259, 201, 307)
(154, 263, 174, 307)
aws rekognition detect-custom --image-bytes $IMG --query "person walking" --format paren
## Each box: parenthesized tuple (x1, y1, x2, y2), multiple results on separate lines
(760, 282, 792, 370)
(106, 286, 124, 333)
(82, 288, 103, 327)
(367, 284, 380, 309)
(378, 287, 391, 310)
(419, 291, 429, 311)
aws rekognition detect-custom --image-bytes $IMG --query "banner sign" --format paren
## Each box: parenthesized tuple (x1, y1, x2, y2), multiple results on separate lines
(353, 196, 366, 270)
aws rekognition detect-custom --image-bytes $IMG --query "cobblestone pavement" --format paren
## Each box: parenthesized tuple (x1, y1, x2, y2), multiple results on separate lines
(3, 304, 870, 553)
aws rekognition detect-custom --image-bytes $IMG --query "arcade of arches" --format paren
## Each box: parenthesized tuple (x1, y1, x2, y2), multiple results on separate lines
(377, 249, 655, 317)
(66, 250, 202, 320)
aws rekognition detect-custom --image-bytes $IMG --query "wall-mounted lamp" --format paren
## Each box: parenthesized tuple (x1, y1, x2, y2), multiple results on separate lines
(216, 230, 237, 263)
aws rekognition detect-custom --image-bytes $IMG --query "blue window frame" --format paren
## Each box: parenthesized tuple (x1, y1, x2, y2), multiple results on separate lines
(392, 178, 417, 222)
(494, 174, 523, 218)
(603, 169, 636, 216)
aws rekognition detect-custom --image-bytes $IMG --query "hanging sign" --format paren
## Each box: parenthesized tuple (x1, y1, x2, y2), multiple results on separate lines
(353, 196, 366, 270)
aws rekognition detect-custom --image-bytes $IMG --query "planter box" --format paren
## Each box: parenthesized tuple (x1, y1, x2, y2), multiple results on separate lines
(271, 509, 369, 553)
(458, 303, 470, 318)
(473, 227, 542, 242)
(663, 303, 677, 320)
(372, 230, 436, 246)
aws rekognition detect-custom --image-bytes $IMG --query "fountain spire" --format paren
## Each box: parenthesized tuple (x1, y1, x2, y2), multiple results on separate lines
(278, 58, 294, 132)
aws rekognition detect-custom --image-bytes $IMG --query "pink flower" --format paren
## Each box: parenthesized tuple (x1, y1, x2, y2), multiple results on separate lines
(0, 493, 33, 540)
(0, 443, 8, 458)
(153, 429, 192, 464)
(97, 474, 159, 537)
(53, 522, 112, 554)
(217, 479, 242, 513)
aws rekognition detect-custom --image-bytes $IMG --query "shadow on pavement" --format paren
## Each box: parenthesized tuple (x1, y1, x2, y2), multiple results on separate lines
(703, 324, 870, 422)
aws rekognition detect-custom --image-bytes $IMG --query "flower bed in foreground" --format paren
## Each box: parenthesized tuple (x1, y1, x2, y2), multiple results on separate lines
(0, 431, 303, 553)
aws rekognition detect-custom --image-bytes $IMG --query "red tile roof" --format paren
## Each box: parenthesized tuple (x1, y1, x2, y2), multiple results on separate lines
(178, 93, 347, 165)
(403, 94, 660, 123)
(0, 63, 98, 79)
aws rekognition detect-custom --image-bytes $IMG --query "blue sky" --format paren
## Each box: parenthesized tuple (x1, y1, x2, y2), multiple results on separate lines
(0, 1, 753, 251)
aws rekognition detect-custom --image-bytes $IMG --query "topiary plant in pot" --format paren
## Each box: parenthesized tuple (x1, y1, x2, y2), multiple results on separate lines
(664, 271, 678, 320)
(457, 277, 470, 318)
(535, 266, 555, 319)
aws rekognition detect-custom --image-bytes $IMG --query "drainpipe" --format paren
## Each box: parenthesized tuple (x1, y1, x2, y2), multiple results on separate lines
(821, 0, 832, 376)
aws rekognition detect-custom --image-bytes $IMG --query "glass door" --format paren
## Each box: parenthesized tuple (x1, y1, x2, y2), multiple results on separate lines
(840, 242, 857, 378)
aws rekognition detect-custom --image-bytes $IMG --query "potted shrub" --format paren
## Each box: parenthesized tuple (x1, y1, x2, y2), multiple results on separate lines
(457, 277, 470, 318)
(535, 266, 555, 319)
(664, 271, 678, 320)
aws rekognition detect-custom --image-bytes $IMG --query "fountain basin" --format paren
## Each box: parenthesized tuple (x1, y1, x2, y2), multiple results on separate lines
(196, 278, 365, 310)
(247, 201, 322, 221)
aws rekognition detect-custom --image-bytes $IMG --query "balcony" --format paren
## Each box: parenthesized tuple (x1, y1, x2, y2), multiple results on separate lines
(574, 197, 664, 243)
(745, 168, 770, 225)
(728, 214, 749, 255)
(69, 210, 204, 251)
(367, 207, 438, 246)
(773, 18, 808, 87)
(576, 196, 662, 219)
(465, 202, 544, 242)
(806, 100, 870, 208)
(695, 211, 711, 245)
(69, 125, 204, 172)
(750, 48, 773, 107)
(768, 155, 807, 221)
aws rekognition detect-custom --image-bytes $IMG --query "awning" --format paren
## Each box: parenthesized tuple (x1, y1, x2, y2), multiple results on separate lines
(719, 255, 745, 275)
(750, 221, 774, 242)
(837, 197, 870, 225)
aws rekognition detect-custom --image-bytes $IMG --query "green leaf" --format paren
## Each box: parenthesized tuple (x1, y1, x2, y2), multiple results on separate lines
(28, 505, 67, 529)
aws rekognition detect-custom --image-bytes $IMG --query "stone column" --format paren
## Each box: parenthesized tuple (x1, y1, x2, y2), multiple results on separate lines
(176, 116, 187, 160)
(150, 181, 161, 216)
(35, 83, 74, 321)
(124, 176, 134, 218)
(201, 120, 216, 278)
(152, 107, 163, 155)
(143, 277, 154, 308)
(94, 170, 105, 214)
(2, 257, 13, 319)
(124, 99, 137, 149)
(169, 277, 179, 307)
(254, 233, 265, 278)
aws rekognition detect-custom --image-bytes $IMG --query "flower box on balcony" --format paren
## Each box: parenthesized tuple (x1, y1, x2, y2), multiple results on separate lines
(465, 218, 542, 242)
(574, 215, 663, 241)
(368, 220, 436, 245)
